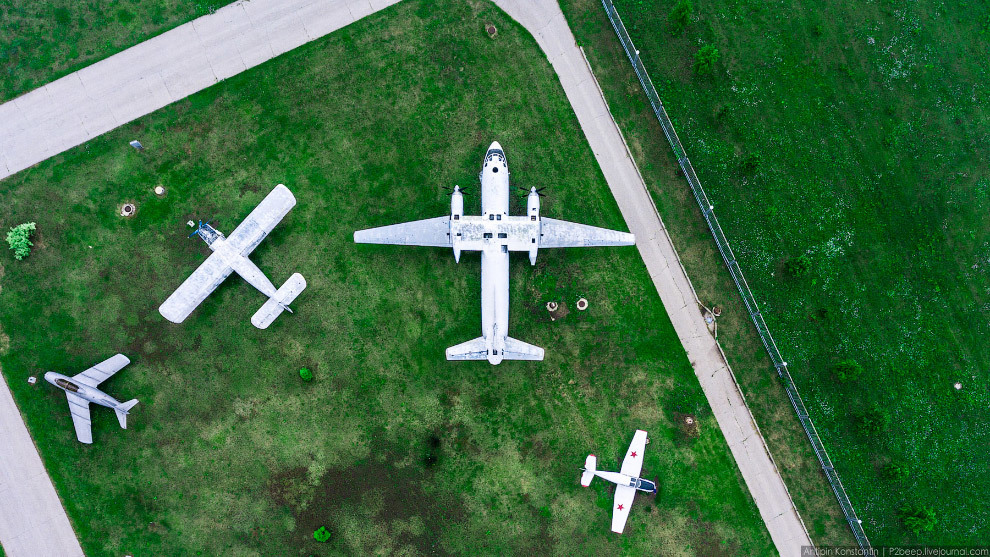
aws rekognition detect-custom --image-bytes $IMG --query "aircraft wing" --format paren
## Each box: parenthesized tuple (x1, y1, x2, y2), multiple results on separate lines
(540, 218, 635, 248)
(224, 184, 297, 255)
(611, 484, 636, 534)
(159, 251, 235, 324)
(619, 429, 648, 477)
(72, 354, 130, 388)
(354, 216, 452, 247)
(66, 393, 93, 444)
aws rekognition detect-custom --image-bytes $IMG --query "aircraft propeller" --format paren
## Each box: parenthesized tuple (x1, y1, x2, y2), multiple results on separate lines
(517, 186, 546, 197)
(187, 220, 212, 238)
(443, 185, 469, 195)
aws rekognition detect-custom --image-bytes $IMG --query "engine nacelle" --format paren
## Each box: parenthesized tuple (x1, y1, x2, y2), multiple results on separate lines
(527, 188, 540, 265)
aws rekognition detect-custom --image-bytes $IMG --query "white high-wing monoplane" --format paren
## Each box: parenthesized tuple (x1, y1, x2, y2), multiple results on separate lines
(159, 184, 306, 329)
(354, 142, 635, 364)
(581, 430, 656, 534)
(44, 354, 138, 444)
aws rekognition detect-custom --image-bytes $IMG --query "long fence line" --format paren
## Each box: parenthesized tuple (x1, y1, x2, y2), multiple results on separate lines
(599, 0, 872, 551)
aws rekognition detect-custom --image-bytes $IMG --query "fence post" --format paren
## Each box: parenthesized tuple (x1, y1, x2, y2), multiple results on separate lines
(598, 0, 872, 551)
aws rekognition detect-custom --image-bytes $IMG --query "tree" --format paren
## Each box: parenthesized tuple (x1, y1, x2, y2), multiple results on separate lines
(299, 367, 313, 382)
(899, 504, 937, 536)
(853, 405, 890, 438)
(883, 460, 911, 482)
(783, 254, 812, 278)
(313, 526, 331, 542)
(694, 44, 720, 75)
(833, 359, 864, 382)
(6, 222, 36, 260)
(669, 0, 693, 36)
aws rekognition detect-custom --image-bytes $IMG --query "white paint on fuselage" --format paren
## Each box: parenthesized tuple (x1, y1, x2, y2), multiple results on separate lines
(43, 372, 121, 409)
(477, 142, 511, 364)
(203, 229, 277, 298)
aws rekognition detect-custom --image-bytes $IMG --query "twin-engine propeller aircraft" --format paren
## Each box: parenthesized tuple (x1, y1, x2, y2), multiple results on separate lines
(581, 430, 656, 533)
(44, 354, 138, 444)
(354, 142, 635, 364)
(159, 184, 307, 329)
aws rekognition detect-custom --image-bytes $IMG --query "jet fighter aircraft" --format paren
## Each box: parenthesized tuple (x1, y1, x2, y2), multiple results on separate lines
(159, 184, 306, 329)
(354, 142, 635, 364)
(45, 354, 138, 444)
(581, 430, 656, 533)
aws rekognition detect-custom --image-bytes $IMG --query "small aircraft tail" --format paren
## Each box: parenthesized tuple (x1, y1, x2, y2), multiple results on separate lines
(503, 337, 544, 361)
(445, 336, 545, 362)
(445, 337, 488, 361)
(115, 399, 139, 429)
(581, 454, 597, 487)
(251, 273, 307, 329)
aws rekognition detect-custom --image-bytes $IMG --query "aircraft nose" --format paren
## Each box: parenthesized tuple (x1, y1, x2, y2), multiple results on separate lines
(43, 372, 55, 383)
(488, 141, 502, 153)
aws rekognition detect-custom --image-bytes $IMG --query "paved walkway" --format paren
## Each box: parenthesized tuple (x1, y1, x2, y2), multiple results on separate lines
(491, 1, 812, 554)
(0, 0, 809, 554)
(0, 0, 401, 181)
(0, 371, 83, 557)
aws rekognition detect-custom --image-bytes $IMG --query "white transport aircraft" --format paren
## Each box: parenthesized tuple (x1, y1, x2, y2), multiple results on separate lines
(159, 184, 306, 329)
(354, 142, 635, 364)
(44, 354, 138, 444)
(581, 429, 656, 533)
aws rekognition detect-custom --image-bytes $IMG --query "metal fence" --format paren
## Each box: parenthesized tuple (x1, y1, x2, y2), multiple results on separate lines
(599, 0, 872, 551)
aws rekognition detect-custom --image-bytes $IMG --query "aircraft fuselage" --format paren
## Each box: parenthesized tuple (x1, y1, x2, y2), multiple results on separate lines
(43, 372, 120, 409)
(197, 224, 277, 298)
(591, 470, 657, 493)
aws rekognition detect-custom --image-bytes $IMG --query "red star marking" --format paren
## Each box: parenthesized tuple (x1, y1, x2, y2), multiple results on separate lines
(630, 451, 637, 457)
(617, 504, 625, 510)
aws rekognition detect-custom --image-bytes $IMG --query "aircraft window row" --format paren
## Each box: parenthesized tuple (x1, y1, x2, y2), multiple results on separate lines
(484, 233, 493, 238)
(496, 214, 501, 220)
(489, 214, 494, 220)
(501, 245, 508, 253)
(498, 233, 507, 239)
(531, 215, 536, 221)
(453, 215, 459, 220)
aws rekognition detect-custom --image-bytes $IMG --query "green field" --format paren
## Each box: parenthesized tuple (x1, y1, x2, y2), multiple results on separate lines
(1, 0, 234, 102)
(0, 1, 774, 554)
(562, 0, 990, 546)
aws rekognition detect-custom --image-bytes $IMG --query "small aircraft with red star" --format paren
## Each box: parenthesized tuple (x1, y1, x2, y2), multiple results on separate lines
(580, 429, 655, 533)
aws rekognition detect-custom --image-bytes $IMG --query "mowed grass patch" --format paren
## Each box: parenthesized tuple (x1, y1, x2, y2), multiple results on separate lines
(0, 1, 773, 555)
(562, 0, 990, 546)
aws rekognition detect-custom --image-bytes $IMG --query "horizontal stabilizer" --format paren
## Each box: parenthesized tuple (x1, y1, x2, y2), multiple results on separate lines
(115, 399, 139, 429)
(445, 337, 488, 361)
(251, 273, 307, 329)
(581, 455, 597, 487)
(503, 337, 544, 361)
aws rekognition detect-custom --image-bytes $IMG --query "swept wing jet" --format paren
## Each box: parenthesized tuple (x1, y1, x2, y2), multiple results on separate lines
(44, 354, 138, 444)
(354, 142, 634, 364)
(581, 430, 656, 533)
(159, 184, 306, 329)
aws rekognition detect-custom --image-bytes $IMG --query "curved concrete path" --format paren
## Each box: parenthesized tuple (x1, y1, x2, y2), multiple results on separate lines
(0, 0, 810, 555)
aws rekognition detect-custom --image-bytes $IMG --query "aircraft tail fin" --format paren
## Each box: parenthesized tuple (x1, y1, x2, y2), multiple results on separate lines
(503, 337, 544, 361)
(115, 399, 139, 429)
(581, 455, 597, 486)
(445, 337, 489, 361)
(251, 273, 307, 329)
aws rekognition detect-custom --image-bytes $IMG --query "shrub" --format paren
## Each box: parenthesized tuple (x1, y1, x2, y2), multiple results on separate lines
(299, 367, 313, 382)
(740, 153, 761, 175)
(669, 0, 693, 36)
(833, 359, 864, 382)
(6, 222, 36, 260)
(853, 405, 889, 438)
(883, 460, 911, 482)
(313, 526, 331, 542)
(694, 44, 720, 75)
(898, 504, 937, 536)
(783, 254, 812, 278)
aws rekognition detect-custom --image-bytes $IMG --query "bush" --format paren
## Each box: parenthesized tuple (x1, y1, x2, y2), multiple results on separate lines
(883, 460, 911, 482)
(694, 44, 720, 75)
(853, 405, 889, 438)
(783, 254, 812, 278)
(740, 153, 761, 175)
(669, 0, 693, 36)
(6, 222, 36, 260)
(899, 504, 937, 536)
(313, 526, 331, 542)
(299, 367, 313, 382)
(833, 359, 864, 382)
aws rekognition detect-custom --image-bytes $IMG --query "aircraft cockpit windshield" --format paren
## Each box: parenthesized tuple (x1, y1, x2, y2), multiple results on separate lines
(55, 378, 80, 392)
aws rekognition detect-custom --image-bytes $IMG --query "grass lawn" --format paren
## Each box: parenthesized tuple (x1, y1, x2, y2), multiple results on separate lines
(0, 0, 235, 102)
(561, 0, 990, 546)
(0, 1, 774, 554)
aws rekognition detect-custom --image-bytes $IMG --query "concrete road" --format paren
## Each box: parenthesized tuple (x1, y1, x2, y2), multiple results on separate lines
(491, 0, 813, 554)
(0, 0, 401, 181)
(0, 372, 84, 557)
